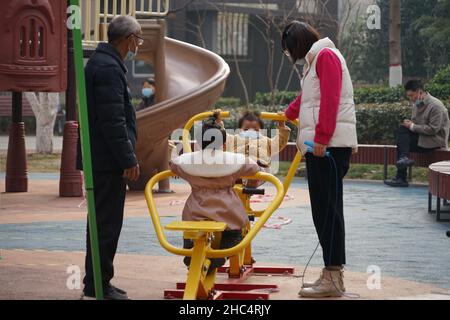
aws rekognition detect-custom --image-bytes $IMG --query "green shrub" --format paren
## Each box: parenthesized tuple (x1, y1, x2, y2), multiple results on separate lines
(354, 86, 406, 104)
(428, 64, 450, 86)
(355, 102, 450, 144)
(254, 91, 298, 106)
(253, 83, 450, 107)
(355, 103, 411, 144)
(425, 84, 450, 101)
(213, 97, 241, 109)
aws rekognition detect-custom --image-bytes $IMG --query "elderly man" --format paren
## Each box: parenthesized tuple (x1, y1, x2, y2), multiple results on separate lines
(385, 80, 450, 187)
(77, 15, 143, 299)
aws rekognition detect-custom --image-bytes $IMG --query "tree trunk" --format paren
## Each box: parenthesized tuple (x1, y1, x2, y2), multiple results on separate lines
(389, 0, 402, 87)
(25, 92, 59, 154)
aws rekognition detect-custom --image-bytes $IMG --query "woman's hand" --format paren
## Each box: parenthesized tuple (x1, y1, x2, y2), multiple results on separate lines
(313, 142, 328, 158)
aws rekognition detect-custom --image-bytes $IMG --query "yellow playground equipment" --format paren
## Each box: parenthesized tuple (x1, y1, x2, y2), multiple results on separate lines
(144, 111, 302, 300)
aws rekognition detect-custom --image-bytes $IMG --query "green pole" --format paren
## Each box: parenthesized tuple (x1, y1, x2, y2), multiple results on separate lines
(70, 0, 104, 300)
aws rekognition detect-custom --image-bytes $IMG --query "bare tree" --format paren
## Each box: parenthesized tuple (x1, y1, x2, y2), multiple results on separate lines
(25, 92, 60, 154)
(183, 0, 347, 106)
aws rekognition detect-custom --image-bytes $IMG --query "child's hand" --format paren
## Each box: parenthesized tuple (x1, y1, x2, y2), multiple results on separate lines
(213, 109, 222, 121)
(276, 111, 286, 128)
(212, 109, 225, 127)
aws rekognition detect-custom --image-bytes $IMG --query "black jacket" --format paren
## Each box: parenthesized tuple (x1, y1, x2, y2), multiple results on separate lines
(76, 43, 137, 172)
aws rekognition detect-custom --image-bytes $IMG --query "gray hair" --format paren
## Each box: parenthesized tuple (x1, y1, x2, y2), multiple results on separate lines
(107, 15, 141, 44)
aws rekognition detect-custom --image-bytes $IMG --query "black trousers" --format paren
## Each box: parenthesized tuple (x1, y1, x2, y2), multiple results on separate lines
(83, 171, 126, 292)
(396, 126, 436, 180)
(305, 148, 351, 267)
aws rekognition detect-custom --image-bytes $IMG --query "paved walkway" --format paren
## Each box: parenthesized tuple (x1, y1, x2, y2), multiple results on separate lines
(2, 249, 449, 300)
(1, 177, 450, 299)
(0, 135, 63, 152)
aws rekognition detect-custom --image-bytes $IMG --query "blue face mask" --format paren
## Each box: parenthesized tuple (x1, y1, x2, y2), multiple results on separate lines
(415, 99, 424, 108)
(142, 87, 153, 98)
(125, 48, 138, 61)
(125, 38, 138, 61)
(239, 129, 259, 140)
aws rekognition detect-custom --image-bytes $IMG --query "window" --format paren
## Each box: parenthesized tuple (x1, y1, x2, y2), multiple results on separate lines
(132, 60, 154, 78)
(17, 16, 46, 61)
(216, 12, 249, 57)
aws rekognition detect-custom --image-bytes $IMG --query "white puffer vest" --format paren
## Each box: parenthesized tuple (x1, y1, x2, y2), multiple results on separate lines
(297, 37, 358, 155)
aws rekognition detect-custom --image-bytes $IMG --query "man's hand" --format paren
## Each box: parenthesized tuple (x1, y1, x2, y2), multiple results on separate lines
(276, 111, 286, 128)
(313, 142, 328, 158)
(402, 119, 413, 129)
(123, 164, 140, 181)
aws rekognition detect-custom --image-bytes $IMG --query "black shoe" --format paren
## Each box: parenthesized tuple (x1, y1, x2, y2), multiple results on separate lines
(396, 157, 415, 169)
(109, 284, 127, 295)
(83, 285, 129, 300)
(384, 178, 409, 187)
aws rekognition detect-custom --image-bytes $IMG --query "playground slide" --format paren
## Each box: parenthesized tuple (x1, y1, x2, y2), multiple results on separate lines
(128, 21, 230, 190)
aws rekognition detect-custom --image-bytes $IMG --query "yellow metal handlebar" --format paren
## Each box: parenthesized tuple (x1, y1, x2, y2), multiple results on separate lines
(182, 111, 299, 153)
(144, 171, 191, 256)
(144, 171, 285, 259)
(259, 112, 299, 127)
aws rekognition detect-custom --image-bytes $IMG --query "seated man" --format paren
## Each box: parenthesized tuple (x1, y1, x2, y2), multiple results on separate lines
(385, 80, 450, 187)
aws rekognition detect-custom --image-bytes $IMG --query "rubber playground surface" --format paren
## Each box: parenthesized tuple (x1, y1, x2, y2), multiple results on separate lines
(1, 173, 450, 300)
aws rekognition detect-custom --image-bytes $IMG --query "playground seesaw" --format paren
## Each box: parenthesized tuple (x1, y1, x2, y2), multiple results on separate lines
(144, 170, 284, 300)
(182, 111, 302, 279)
(144, 111, 302, 300)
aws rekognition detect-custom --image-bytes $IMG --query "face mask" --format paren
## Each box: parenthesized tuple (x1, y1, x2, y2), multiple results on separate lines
(239, 129, 259, 140)
(415, 99, 424, 107)
(142, 88, 153, 98)
(125, 38, 138, 61)
(414, 93, 425, 107)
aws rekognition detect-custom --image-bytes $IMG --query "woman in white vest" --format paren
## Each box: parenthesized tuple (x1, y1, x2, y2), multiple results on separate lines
(282, 21, 358, 298)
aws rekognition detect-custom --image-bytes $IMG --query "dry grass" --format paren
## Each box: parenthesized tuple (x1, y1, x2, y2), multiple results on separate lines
(0, 152, 61, 173)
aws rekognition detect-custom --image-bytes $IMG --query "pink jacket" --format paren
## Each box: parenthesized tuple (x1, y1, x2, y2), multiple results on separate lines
(285, 48, 343, 146)
(169, 160, 260, 230)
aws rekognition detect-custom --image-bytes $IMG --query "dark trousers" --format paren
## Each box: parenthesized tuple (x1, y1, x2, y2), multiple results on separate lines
(83, 171, 126, 292)
(396, 126, 436, 180)
(305, 148, 351, 267)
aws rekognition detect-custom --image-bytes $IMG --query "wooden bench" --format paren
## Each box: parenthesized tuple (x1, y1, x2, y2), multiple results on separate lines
(279, 143, 450, 222)
(428, 161, 450, 222)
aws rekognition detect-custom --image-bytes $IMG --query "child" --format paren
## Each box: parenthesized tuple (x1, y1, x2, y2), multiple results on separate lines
(169, 117, 261, 271)
(216, 110, 291, 186)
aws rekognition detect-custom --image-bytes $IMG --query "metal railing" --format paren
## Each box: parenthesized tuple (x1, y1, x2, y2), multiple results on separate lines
(80, 0, 169, 47)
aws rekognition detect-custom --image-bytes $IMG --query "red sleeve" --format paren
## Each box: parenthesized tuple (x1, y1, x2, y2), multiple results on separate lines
(314, 48, 342, 145)
(285, 94, 302, 120)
